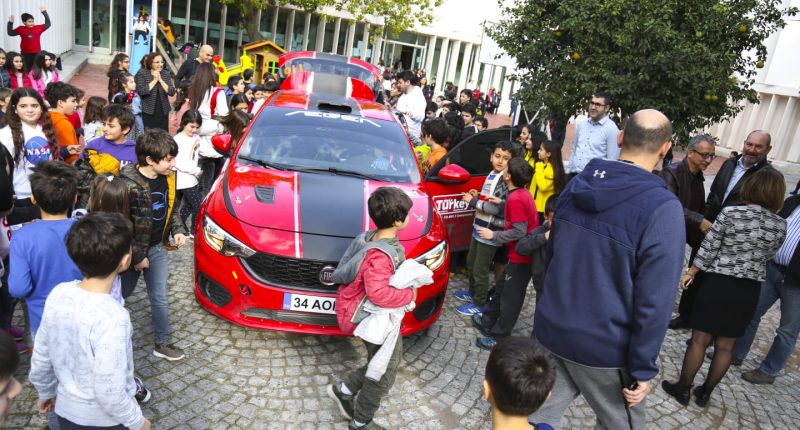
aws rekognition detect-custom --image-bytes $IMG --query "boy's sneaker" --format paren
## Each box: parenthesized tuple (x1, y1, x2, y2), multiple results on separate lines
(452, 290, 474, 303)
(476, 336, 497, 351)
(471, 314, 493, 338)
(134, 377, 152, 403)
(348, 420, 386, 430)
(326, 384, 354, 420)
(456, 303, 484, 316)
(153, 343, 185, 361)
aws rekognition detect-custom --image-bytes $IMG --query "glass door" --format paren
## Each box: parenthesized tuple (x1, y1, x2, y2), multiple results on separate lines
(93, 0, 112, 49)
(75, 0, 91, 46)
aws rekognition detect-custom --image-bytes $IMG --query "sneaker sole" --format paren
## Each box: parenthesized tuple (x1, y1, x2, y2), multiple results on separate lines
(153, 350, 185, 361)
(456, 308, 481, 316)
(326, 384, 352, 420)
(453, 294, 474, 303)
(137, 389, 152, 403)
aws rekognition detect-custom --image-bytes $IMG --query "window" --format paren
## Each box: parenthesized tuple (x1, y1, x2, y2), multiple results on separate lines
(266, 60, 279, 76)
(429, 129, 517, 177)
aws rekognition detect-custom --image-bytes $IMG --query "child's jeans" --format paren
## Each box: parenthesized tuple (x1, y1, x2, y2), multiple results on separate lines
(465, 237, 500, 307)
(120, 244, 172, 346)
(57, 416, 124, 429)
(342, 337, 403, 423)
(178, 185, 203, 232)
(480, 262, 532, 338)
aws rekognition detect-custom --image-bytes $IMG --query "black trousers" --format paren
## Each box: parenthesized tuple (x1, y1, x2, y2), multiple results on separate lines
(141, 111, 168, 131)
(481, 262, 532, 338)
(22, 52, 37, 71)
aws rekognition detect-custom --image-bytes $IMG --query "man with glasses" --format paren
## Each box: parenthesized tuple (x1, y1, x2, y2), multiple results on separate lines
(661, 135, 716, 330)
(566, 91, 620, 179)
(705, 130, 773, 224)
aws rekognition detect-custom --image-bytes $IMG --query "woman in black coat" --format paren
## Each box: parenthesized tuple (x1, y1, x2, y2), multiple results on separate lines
(135, 52, 175, 131)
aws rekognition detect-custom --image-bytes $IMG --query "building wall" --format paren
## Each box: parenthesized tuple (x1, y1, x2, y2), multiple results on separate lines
(0, 0, 74, 56)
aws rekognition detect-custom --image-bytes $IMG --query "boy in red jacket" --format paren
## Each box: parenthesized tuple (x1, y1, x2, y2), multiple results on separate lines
(327, 186, 417, 430)
(7, 6, 51, 70)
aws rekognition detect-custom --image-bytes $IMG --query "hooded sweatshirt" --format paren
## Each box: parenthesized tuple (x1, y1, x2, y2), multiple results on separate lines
(331, 230, 412, 335)
(533, 159, 685, 381)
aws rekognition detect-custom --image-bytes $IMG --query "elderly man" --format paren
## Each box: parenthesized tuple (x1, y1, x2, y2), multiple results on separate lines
(662, 135, 717, 330)
(175, 44, 213, 85)
(705, 130, 772, 223)
(530, 110, 685, 429)
(565, 91, 620, 178)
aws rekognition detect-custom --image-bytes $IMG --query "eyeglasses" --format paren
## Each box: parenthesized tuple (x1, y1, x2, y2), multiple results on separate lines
(692, 151, 716, 160)
(588, 101, 607, 108)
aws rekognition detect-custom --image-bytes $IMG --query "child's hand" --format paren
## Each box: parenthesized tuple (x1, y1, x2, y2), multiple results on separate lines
(141, 419, 152, 430)
(487, 196, 502, 205)
(412, 287, 418, 302)
(174, 233, 187, 248)
(545, 230, 550, 240)
(37, 398, 55, 413)
(8, 15, 13, 22)
(476, 227, 494, 240)
(195, 169, 203, 177)
(66, 144, 82, 155)
(461, 192, 473, 203)
(134, 258, 149, 271)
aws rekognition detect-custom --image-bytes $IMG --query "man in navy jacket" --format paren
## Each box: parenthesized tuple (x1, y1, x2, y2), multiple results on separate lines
(530, 110, 685, 430)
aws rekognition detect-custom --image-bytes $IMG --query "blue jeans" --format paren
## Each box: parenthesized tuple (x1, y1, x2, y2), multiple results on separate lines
(120, 244, 171, 345)
(732, 261, 800, 376)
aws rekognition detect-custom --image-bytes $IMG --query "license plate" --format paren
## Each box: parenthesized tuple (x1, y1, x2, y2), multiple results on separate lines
(282, 293, 336, 314)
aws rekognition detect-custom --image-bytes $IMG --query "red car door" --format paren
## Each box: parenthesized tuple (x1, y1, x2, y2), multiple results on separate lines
(423, 128, 519, 252)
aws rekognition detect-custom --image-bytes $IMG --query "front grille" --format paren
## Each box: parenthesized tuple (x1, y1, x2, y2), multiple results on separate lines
(240, 253, 338, 293)
(241, 308, 338, 326)
(198, 274, 233, 307)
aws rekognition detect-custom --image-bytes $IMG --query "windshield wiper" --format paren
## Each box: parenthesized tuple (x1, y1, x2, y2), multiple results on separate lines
(295, 166, 381, 181)
(238, 155, 287, 171)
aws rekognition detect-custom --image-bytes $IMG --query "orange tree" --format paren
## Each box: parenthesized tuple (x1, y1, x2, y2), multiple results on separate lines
(490, 0, 797, 142)
(221, 0, 442, 44)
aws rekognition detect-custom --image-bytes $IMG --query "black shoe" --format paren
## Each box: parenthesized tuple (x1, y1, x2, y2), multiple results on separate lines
(693, 385, 711, 407)
(471, 313, 492, 338)
(327, 383, 354, 420)
(668, 317, 690, 330)
(134, 376, 151, 403)
(661, 380, 690, 406)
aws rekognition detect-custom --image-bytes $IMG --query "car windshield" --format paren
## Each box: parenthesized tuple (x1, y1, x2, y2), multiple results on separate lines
(279, 58, 380, 96)
(237, 108, 422, 184)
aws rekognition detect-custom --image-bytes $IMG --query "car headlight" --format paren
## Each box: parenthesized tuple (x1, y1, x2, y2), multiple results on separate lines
(414, 240, 448, 271)
(202, 216, 256, 258)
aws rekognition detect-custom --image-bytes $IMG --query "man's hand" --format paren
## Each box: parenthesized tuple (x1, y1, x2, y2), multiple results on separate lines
(174, 234, 187, 248)
(37, 398, 55, 413)
(134, 258, 149, 271)
(700, 219, 713, 234)
(622, 380, 651, 407)
(476, 227, 494, 240)
(39, 5, 47, 12)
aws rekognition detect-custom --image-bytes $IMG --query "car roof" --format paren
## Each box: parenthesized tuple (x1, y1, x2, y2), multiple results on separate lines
(265, 89, 396, 122)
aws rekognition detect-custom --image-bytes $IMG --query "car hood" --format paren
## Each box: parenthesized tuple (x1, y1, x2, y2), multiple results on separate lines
(224, 161, 431, 240)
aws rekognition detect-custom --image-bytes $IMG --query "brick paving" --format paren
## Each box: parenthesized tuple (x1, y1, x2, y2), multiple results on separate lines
(5, 240, 800, 429)
(5, 64, 799, 429)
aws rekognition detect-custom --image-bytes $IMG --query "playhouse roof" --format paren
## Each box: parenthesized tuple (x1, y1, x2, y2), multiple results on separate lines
(242, 40, 287, 54)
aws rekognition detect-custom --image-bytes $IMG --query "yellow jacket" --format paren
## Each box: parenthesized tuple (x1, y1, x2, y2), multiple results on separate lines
(532, 161, 554, 212)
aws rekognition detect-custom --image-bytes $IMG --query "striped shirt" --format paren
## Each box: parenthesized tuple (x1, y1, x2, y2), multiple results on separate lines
(695, 205, 786, 282)
(774, 205, 800, 267)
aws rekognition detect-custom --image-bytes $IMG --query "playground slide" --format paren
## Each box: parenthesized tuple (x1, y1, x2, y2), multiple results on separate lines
(129, 36, 149, 75)
(129, 0, 155, 75)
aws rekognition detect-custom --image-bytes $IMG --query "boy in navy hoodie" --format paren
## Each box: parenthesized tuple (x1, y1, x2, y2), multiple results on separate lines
(327, 186, 417, 430)
(529, 110, 685, 429)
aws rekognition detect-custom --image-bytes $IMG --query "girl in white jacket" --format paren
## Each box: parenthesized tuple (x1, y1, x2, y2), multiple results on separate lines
(173, 110, 203, 235)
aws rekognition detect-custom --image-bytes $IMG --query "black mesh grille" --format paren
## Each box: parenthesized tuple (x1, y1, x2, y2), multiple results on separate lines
(241, 308, 338, 326)
(198, 274, 233, 307)
(254, 186, 275, 203)
(240, 253, 338, 293)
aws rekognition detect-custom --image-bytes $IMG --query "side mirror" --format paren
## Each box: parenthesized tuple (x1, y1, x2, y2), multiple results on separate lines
(211, 133, 232, 153)
(436, 163, 470, 184)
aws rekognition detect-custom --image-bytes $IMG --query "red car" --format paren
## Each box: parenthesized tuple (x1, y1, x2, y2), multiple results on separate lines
(195, 56, 517, 335)
(277, 51, 382, 100)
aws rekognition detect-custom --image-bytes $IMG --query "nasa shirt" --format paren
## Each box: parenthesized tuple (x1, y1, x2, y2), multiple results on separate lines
(0, 124, 53, 199)
(145, 174, 169, 246)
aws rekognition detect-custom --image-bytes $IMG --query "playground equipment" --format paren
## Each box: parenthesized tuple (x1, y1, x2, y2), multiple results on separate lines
(213, 40, 285, 85)
(212, 54, 254, 85)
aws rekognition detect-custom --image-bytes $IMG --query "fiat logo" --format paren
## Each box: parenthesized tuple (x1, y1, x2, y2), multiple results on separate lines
(319, 265, 336, 286)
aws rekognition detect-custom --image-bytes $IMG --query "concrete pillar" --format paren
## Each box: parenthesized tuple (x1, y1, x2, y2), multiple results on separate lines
(331, 18, 341, 54)
(360, 23, 370, 61)
(286, 10, 295, 51)
(424, 35, 437, 76)
(345, 21, 356, 57)
(434, 38, 449, 93)
(470, 44, 482, 87)
(270, 6, 279, 43)
(255, 8, 262, 40)
(219, 5, 227, 58)
(457, 42, 473, 90)
(445, 40, 461, 88)
(302, 13, 311, 50)
(371, 35, 383, 64)
(315, 18, 326, 52)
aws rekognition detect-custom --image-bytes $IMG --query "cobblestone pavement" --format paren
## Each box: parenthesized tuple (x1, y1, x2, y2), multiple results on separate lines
(5, 234, 800, 429)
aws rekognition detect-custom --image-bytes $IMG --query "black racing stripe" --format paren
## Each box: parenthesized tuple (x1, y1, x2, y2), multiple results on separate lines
(301, 234, 355, 262)
(298, 172, 364, 255)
